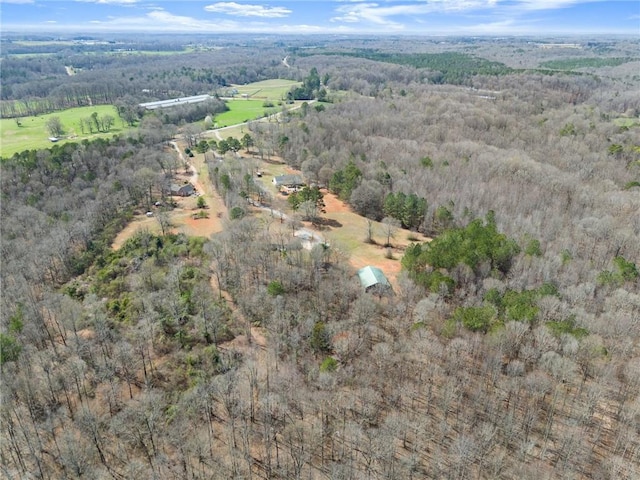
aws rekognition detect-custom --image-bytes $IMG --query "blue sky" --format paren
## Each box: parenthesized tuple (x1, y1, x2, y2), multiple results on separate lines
(1, 0, 639, 36)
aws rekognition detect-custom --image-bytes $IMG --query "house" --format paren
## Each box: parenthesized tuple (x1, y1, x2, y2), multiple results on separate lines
(357, 266, 393, 295)
(170, 183, 195, 197)
(272, 174, 305, 192)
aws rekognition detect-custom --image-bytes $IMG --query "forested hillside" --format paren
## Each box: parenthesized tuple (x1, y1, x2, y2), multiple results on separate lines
(1, 35, 639, 479)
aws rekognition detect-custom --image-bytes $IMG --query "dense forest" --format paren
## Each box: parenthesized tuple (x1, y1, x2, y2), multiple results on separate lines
(1, 34, 640, 479)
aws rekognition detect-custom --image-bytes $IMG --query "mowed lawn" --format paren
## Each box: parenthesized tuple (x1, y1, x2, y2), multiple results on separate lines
(1, 105, 131, 158)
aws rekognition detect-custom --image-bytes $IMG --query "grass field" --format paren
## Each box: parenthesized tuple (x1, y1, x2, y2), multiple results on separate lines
(214, 100, 279, 127)
(231, 79, 301, 101)
(1, 105, 131, 158)
(213, 78, 304, 130)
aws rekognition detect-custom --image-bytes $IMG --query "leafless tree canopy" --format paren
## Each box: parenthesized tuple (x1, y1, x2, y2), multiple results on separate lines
(1, 35, 639, 479)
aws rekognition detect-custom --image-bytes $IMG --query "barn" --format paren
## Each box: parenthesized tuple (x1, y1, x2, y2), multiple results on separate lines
(357, 266, 392, 295)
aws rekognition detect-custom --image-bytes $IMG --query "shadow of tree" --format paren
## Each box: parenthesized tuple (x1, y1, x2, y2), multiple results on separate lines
(313, 217, 342, 229)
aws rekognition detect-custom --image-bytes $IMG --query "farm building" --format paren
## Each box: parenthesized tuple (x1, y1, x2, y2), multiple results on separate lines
(272, 174, 305, 191)
(170, 183, 195, 197)
(139, 95, 213, 110)
(357, 266, 392, 295)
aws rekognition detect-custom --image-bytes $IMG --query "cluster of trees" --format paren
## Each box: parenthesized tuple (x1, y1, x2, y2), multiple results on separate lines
(288, 185, 325, 222)
(45, 116, 65, 137)
(78, 111, 116, 134)
(402, 214, 521, 294)
(44, 111, 116, 139)
(158, 98, 227, 126)
(287, 67, 328, 101)
(329, 159, 362, 200)
(215, 136, 242, 154)
(383, 191, 427, 230)
(322, 51, 515, 84)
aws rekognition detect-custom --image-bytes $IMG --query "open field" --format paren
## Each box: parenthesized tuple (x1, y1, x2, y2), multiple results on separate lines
(231, 79, 301, 101)
(317, 192, 427, 287)
(205, 124, 247, 140)
(0, 105, 131, 158)
(214, 100, 276, 127)
(215, 98, 307, 129)
(214, 79, 302, 126)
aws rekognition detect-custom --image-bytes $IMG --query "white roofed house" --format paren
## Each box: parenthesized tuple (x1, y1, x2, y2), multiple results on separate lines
(272, 174, 305, 193)
(170, 183, 195, 197)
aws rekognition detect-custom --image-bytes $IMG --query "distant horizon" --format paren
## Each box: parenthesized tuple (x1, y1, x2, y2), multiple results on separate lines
(2, 1, 639, 37)
(2, 31, 639, 40)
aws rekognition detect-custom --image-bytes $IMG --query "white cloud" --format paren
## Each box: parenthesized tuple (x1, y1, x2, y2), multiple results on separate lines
(512, 0, 595, 11)
(330, 1, 498, 27)
(4, 0, 637, 35)
(75, 0, 139, 4)
(204, 2, 291, 18)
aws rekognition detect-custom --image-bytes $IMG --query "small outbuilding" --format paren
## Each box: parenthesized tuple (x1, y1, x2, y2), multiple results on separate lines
(171, 183, 195, 197)
(357, 266, 392, 295)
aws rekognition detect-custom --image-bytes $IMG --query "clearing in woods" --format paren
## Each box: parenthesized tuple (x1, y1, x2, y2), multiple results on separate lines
(250, 160, 428, 287)
(111, 141, 226, 249)
(230, 79, 301, 100)
(112, 140, 426, 287)
(309, 192, 427, 289)
(0, 105, 130, 158)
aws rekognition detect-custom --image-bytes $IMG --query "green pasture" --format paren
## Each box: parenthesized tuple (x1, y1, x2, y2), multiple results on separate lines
(214, 99, 278, 127)
(0, 105, 130, 158)
(231, 79, 301, 101)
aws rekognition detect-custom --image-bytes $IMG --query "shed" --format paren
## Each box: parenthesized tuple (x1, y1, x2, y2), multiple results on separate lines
(357, 266, 392, 295)
(170, 183, 195, 197)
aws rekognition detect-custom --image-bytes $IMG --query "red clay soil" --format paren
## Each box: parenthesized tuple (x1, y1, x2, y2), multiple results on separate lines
(321, 190, 352, 214)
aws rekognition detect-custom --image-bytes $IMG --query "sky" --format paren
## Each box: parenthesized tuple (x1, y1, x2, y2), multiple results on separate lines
(1, 0, 639, 36)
